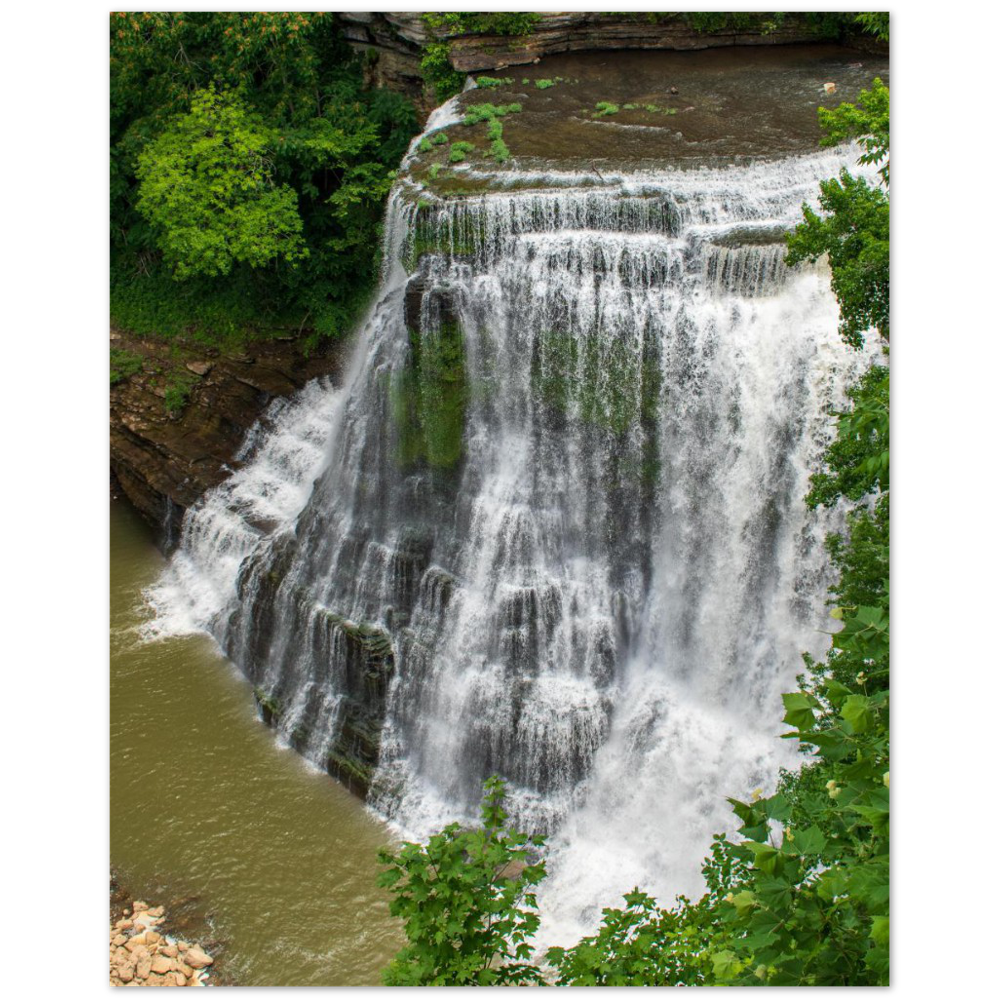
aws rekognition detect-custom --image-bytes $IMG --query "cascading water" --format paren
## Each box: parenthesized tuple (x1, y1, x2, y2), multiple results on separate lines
(148, 137, 879, 944)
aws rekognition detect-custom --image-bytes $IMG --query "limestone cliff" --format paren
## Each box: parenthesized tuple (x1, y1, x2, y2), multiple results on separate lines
(340, 11, 879, 118)
(110, 329, 342, 542)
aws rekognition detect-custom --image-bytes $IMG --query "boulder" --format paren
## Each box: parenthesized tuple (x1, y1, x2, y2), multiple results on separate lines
(151, 955, 173, 975)
(136, 952, 152, 980)
(184, 946, 214, 969)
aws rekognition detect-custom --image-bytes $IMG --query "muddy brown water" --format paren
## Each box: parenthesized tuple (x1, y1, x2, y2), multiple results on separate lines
(110, 500, 402, 986)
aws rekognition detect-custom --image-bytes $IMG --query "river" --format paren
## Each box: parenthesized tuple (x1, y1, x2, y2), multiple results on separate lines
(110, 499, 401, 986)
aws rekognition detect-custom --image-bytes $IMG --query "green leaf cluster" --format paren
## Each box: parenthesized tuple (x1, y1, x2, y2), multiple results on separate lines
(136, 87, 306, 280)
(377, 777, 547, 985)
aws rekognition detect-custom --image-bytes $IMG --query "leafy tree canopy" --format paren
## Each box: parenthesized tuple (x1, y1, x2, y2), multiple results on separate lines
(111, 12, 418, 345)
(377, 776, 547, 986)
(136, 88, 306, 279)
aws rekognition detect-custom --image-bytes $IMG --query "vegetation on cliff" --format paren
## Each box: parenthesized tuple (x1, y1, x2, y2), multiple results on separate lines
(111, 12, 418, 348)
(377, 77, 890, 987)
(417, 11, 888, 101)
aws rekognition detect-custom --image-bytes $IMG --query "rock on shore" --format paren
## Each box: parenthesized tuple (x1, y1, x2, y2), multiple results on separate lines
(110, 899, 214, 988)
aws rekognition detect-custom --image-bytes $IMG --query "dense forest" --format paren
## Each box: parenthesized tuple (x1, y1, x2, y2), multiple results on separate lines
(111, 12, 419, 348)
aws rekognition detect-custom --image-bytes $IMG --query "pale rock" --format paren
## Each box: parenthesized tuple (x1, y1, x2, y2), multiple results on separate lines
(151, 955, 173, 975)
(174, 961, 193, 977)
(117, 963, 135, 984)
(126, 935, 148, 951)
(185, 361, 212, 377)
(133, 901, 148, 912)
(177, 941, 189, 952)
(135, 911, 161, 930)
(173, 972, 187, 987)
(146, 930, 162, 945)
(161, 944, 178, 958)
(148, 905, 166, 917)
(184, 946, 213, 969)
(136, 953, 153, 980)
(113, 947, 131, 966)
(113, 934, 127, 946)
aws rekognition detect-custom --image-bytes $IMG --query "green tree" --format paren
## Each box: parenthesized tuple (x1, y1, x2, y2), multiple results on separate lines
(136, 88, 306, 279)
(377, 777, 547, 985)
(785, 171, 889, 348)
(111, 12, 417, 344)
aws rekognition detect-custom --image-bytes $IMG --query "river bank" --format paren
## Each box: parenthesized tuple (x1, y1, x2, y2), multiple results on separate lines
(109, 872, 221, 987)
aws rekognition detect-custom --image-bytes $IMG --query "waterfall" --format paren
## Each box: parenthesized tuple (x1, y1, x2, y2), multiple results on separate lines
(147, 144, 880, 943)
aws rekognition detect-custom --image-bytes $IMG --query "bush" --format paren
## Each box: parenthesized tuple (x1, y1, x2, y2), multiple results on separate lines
(377, 777, 547, 985)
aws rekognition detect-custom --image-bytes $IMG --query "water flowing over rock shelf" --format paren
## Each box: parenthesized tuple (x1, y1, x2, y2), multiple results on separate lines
(146, 46, 887, 944)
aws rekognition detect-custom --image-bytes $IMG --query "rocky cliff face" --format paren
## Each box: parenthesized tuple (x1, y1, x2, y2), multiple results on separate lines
(110, 329, 342, 543)
(340, 12, 876, 118)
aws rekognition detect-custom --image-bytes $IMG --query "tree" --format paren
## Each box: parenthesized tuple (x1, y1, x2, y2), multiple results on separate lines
(136, 88, 306, 279)
(377, 777, 547, 985)
(110, 12, 418, 342)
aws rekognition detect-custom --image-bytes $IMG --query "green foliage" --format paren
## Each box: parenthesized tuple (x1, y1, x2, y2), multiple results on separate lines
(785, 171, 888, 348)
(420, 9, 536, 100)
(431, 131, 449, 145)
(462, 102, 523, 126)
(423, 12, 541, 38)
(448, 141, 476, 163)
(547, 886, 719, 985)
(136, 87, 306, 280)
(418, 137, 433, 153)
(818, 78, 890, 184)
(111, 12, 418, 345)
(163, 370, 199, 415)
(855, 12, 890, 42)
(459, 104, 522, 164)
(786, 80, 889, 351)
(377, 777, 546, 985)
(592, 101, 620, 117)
(110, 348, 143, 386)
(535, 78, 555, 90)
(807, 364, 888, 507)
(490, 138, 512, 164)
(420, 42, 466, 102)
(476, 75, 512, 89)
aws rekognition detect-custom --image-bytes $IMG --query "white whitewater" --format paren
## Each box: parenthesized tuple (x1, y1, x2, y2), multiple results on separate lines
(147, 144, 879, 946)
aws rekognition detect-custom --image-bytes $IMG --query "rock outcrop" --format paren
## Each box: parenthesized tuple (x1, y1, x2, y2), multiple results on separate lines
(340, 12, 881, 118)
(110, 328, 343, 542)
